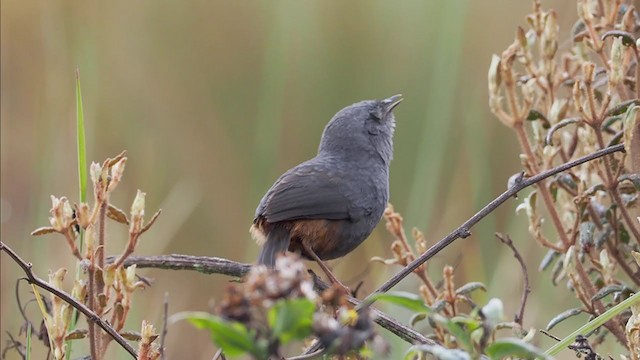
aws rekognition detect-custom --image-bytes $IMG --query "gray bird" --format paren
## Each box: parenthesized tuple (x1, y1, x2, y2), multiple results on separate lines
(251, 95, 402, 286)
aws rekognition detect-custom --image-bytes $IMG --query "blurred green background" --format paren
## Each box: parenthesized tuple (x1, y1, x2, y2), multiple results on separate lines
(2, 1, 615, 359)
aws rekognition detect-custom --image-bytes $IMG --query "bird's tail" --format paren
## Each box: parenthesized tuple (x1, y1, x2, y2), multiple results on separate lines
(256, 226, 291, 267)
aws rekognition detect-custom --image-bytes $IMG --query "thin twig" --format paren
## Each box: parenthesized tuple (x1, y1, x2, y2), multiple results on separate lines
(87, 253, 98, 360)
(495, 233, 530, 327)
(160, 292, 169, 360)
(15, 278, 37, 335)
(110, 254, 252, 277)
(2, 331, 26, 359)
(0, 241, 138, 359)
(107, 255, 434, 346)
(212, 348, 225, 360)
(358, 144, 624, 307)
(515, 123, 571, 248)
(595, 130, 640, 244)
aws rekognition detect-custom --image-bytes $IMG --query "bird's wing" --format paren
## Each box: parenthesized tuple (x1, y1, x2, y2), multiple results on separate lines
(256, 161, 352, 223)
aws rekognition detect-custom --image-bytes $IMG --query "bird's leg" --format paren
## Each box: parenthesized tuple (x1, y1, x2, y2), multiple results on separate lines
(301, 241, 352, 296)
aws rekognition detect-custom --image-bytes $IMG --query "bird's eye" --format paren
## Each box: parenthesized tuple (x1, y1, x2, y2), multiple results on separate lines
(369, 108, 383, 122)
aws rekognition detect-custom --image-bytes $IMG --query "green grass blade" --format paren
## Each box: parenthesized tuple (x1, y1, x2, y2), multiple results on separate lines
(76, 68, 88, 204)
(67, 68, 88, 360)
(545, 291, 640, 356)
(26, 322, 32, 360)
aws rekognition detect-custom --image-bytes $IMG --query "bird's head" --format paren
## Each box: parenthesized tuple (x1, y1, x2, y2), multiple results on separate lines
(318, 95, 402, 165)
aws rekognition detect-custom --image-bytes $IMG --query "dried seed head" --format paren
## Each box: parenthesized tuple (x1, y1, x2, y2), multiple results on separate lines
(542, 10, 559, 59)
(49, 196, 74, 232)
(599, 249, 615, 282)
(563, 245, 576, 274)
(85, 224, 96, 259)
(488, 54, 502, 97)
(130, 190, 146, 234)
(521, 78, 538, 106)
(131, 190, 146, 218)
(90, 162, 102, 184)
(573, 81, 584, 115)
(391, 241, 405, 265)
(75, 202, 91, 229)
(413, 227, 427, 254)
(54, 347, 64, 360)
(71, 279, 87, 303)
(581, 0, 597, 21)
(549, 99, 568, 123)
(138, 320, 160, 360)
(608, 37, 624, 89)
(581, 62, 595, 84)
(621, 5, 636, 32)
(337, 307, 358, 327)
(516, 26, 528, 50)
(48, 268, 68, 291)
(140, 320, 156, 340)
(108, 157, 127, 192)
(482, 298, 505, 327)
(217, 285, 252, 323)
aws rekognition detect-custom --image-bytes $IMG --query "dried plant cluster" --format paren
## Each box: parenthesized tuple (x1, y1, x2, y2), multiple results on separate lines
(28, 151, 162, 360)
(186, 254, 387, 359)
(369, 1, 640, 358)
(374, 205, 526, 358)
(487, 0, 639, 356)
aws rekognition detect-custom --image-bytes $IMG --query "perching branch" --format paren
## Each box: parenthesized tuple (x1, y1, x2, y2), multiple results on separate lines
(0, 241, 138, 359)
(107, 254, 434, 347)
(112, 254, 252, 277)
(359, 144, 625, 306)
(495, 233, 530, 327)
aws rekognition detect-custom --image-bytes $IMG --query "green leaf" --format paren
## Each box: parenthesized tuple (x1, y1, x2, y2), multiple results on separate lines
(26, 322, 32, 360)
(455, 282, 486, 296)
(486, 338, 551, 360)
(409, 313, 428, 327)
(369, 291, 431, 313)
(431, 314, 473, 353)
(545, 117, 579, 145)
(620, 226, 630, 244)
(606, 99, 640, 116)
(546, 307, 583, 331)
(539, 249, 559, 271)
(601, 30, 637, 47)
(591, 284, 627, 303)
(76, 68, 88, 204)
(546, 292, 640, 355)
(594, 226, 611, 248)
(602, 114, 622, 130)
(267, 298, 315, 344)
(68, 68, 88, 360)
(622, 104, 640, 172)
(433, 299, 448, 313)
(450, 316, 482, 332)
(618, 173, 640, 190)
(179, 312, 264, 358)
(579, 222, 596, 248)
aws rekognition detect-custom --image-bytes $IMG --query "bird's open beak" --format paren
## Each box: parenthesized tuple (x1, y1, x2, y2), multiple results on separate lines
(382, 94, 403, 115)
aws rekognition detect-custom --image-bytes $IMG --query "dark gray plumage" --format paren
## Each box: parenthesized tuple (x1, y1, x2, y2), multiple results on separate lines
(251, 95, 402, 267)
